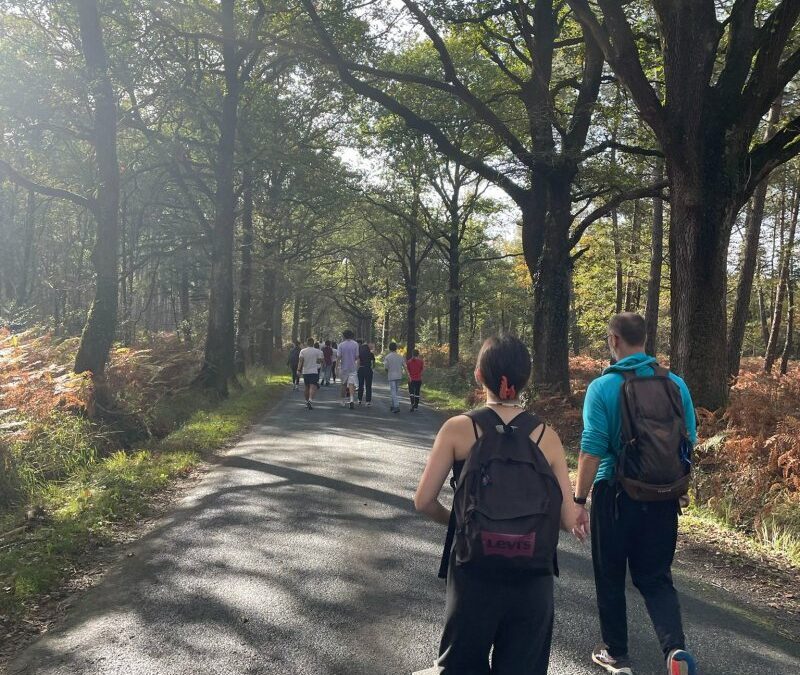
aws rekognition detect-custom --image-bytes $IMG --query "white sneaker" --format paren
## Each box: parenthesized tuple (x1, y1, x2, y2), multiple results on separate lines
(592, 645, 633, 674)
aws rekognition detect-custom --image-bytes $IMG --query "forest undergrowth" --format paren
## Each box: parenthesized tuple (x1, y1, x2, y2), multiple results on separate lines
(0, 328, 288, 622)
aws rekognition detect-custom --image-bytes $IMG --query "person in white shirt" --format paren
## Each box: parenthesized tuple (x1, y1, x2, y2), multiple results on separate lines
(337, 329, 360, 409)
(384, 341, 407, 413)
(297, 338, 324, 410)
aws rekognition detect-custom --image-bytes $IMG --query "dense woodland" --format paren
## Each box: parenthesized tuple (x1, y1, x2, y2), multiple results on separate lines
(1, 1, 800, 402)
(1, 2, 800, 556)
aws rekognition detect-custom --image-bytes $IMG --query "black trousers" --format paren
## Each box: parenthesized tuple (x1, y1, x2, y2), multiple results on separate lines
(357, 366, 373, 402)
(437, 560, 554, 675)
(289, 364, 299, 386)
(408, 380, 422, 407)
(590, 480, 685, 659)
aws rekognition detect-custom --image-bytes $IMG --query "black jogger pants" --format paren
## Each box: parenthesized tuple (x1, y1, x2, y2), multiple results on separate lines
(590, 479, 686, 659)
(437, 560, 554, 675)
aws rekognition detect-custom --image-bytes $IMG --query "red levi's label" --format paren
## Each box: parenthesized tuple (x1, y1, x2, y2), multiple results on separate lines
(481, 531, 536, 558)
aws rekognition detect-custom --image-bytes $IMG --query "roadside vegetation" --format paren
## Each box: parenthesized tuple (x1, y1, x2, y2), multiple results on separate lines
(0, 328, 288, 620)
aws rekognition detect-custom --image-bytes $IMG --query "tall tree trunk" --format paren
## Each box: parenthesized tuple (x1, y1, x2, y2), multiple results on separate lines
(197, 0, 239, 395)
(73, 0, 121, 405)
(624, 200, 640, 311)
(179, 253, 191, 344)
(271, 283, 284, 351)
(644, 161, 664, 356)
(668, 174, 732, 410)
(448, 241, 461, 365)
(18, 191, 35, 306)
(406, 224, 419, 356)
(235, 165, 254, 375)
(291, 292, 300, 342)
(780, 278, 794, 375)
(528, 190, 572, 395)
(727, 98, 782, 377)
(757, 275, 770, 349)
(612, 207, 624, 314)
(569, 271, 581, 356)
(765, 178, 799, 372)
(258, 264, 276, 365)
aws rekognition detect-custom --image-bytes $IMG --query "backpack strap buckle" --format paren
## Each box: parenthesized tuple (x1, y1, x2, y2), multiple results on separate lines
(495, 424, 518, 436)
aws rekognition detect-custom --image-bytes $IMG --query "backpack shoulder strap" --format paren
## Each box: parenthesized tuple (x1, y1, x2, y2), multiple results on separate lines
(465, 407, 500, 437)
(461, 412, 481, 440)
(508, 411, 544, 441)
(652, 363, 670, 377)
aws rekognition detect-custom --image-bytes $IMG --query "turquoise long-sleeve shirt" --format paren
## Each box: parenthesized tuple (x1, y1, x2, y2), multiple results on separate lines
(580, 352, 697, 484)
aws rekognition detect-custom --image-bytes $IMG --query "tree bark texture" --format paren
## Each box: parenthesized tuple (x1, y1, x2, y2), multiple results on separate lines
(447, 233, 461, 366)
(235, 165, 254, 374)
(780, 278, 794, 375)
(197, 0, 239, 395)
(72, 0, 121, 395)
(525, 184, 572, 396)
(644, 161, 664, 356)
(668, 173, 733, 410)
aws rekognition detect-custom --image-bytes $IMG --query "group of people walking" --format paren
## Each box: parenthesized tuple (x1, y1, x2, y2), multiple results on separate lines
(286, 330, 425, 412)
(415, 313, 697, 675)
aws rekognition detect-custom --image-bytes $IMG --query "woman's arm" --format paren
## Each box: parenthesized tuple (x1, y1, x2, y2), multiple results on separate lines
(414, 417, 459, 525)
(538, 426, 587, 541)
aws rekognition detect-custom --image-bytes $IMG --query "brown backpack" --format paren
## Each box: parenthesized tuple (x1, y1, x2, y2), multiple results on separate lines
(617, 365, 692, 501)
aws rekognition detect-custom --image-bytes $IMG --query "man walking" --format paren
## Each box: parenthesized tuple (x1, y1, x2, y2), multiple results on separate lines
(383, 342, 406, 413)
(297, 338, 323, 410)
(287, 340, 301, 391)
(337, 329, 359, 409)
(357, 340, 376, 406)
(575, 313, 697, 675)
(321, 340, 334, 386)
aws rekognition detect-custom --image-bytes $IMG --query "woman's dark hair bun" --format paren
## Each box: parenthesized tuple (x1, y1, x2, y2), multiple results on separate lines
(477, 335, 531, 399)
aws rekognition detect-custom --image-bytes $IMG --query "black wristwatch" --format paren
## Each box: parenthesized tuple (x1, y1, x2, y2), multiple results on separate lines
(573, 495, 588, 505)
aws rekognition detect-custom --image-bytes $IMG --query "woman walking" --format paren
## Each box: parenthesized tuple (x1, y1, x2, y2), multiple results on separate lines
(414, 335, 587, 674)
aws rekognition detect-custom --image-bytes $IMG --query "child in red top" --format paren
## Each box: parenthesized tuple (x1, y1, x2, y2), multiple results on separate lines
(406, 349, 424, 411)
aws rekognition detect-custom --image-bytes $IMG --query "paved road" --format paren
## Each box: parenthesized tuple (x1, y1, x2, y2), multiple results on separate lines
(10, 381, 800, 675)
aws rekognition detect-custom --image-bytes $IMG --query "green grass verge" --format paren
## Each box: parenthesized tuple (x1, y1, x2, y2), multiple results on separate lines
(680, 504, 800, 568)
(421, 366, 474, 415)
(0, 372, 289, 617)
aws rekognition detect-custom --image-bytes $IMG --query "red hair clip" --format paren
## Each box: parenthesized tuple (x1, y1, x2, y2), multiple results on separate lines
(499, 375, 516, 400)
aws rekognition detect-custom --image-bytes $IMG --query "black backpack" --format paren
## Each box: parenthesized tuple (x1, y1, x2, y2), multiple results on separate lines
(451, 408, 562, 575)
(617, 364, 692, 501)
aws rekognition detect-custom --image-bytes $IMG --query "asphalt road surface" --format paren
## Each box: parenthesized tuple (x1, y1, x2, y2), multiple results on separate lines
(10, 381, 800, 675)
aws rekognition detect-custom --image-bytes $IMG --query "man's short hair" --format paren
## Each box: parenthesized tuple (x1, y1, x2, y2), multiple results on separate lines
(389, 342, 397, 351)
(343, 329, 354, 340)
(307, 337, 315, 346)
(609, 312, 646, 347)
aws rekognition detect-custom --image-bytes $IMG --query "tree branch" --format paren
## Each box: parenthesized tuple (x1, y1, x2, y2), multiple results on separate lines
(0, 159, 94, 212)
(580, 139, 663, 161)
(298, 0, 528, 204)
(569, 179, 668, 248)
(568, 0, 667, 143)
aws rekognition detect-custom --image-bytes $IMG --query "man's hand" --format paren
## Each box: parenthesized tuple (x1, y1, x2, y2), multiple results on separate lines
(572, 505, 590, 542)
